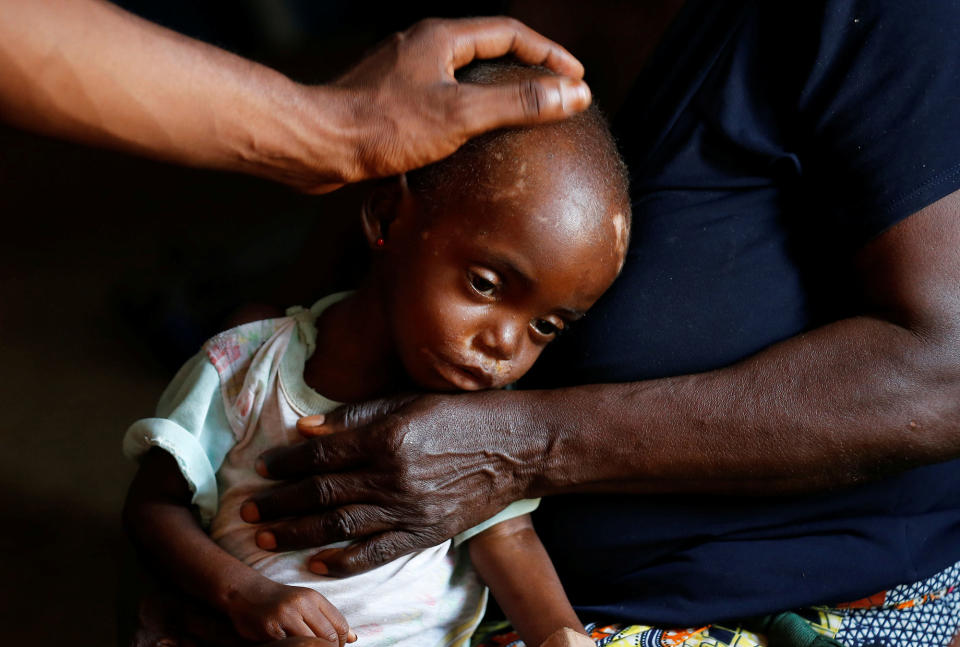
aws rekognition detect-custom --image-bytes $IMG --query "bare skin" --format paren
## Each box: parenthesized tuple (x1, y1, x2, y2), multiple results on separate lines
(125, 121, 624, 646)
(0, 0, 590, 192)
(243, 186, 960, 575)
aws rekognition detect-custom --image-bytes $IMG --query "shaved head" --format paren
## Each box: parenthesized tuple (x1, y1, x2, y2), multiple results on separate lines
(406, 59, 631, 243)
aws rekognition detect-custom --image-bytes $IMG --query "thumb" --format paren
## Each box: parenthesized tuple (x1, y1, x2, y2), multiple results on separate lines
(298, 394, 419, 437)
(456, 76, 591, 135)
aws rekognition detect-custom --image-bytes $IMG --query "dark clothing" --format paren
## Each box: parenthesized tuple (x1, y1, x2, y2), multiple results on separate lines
(526, 0, 960, 626)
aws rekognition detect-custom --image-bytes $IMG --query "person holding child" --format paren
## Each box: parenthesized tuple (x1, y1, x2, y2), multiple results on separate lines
(122, 62, 630, 647)
(241, 2, 960, 646)
(3, 0, 960, 646)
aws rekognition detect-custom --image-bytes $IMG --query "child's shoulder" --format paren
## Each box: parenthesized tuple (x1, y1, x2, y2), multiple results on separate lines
(203, 315, 294, 374)
(201, 315, 297, 388)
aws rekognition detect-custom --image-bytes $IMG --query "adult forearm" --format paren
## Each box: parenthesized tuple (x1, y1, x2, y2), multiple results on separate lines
(0, 0, 350, 187)
(1, 2, 591, 192)
(527, 314, 960, 496)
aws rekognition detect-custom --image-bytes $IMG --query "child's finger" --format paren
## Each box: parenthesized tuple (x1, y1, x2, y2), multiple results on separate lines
(283, 617, 318, 639)
(302, 598, 353, 647)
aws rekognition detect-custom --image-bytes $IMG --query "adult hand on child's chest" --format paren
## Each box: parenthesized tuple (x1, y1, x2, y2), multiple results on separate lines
(239, 390, 539, 575)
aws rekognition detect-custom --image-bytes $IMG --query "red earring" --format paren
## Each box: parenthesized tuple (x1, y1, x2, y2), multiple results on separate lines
(375, 237, 385, 248)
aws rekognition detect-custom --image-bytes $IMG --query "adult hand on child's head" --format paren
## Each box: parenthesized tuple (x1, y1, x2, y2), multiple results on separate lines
(313, 16, 591, 192)
(240, 390, 542, 575)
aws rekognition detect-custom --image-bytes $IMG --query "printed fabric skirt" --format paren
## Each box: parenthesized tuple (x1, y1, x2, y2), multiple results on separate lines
(472, 560, 960, 647)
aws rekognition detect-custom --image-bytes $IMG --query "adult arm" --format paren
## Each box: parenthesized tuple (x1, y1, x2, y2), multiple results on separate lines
(245, 187, 960, 574)
(0, 0, 589, 192)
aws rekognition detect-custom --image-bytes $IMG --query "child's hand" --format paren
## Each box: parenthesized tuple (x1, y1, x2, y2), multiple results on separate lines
(224, 579, 356, 645)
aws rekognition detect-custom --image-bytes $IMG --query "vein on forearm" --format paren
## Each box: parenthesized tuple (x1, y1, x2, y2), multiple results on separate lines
(525, 314, 960, 496)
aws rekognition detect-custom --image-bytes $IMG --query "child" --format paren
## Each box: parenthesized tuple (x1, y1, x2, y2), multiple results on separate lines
(123, 62, 631, 647)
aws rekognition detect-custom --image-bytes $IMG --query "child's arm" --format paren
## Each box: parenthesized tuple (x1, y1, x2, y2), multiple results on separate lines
(123, 448, 355, 645)
(468, 514, 593, 647)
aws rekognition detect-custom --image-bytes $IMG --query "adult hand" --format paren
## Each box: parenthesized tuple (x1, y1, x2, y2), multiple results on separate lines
(318, 16, 592, 192)
(240, 391, 544, 575)
(0, 2, 589, 193)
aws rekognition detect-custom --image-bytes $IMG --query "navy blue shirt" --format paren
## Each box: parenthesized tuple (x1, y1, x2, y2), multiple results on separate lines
(525, 0, 960, 626)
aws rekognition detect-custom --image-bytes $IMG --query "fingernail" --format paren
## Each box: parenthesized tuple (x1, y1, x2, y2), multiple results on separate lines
(256, 531, 277, 550)
(348, 630, 358, 642)
(561, 79, 591, 111)
(308, 559, 329, 575)
(254, 458, 268, 477)
(240, 501, 260, 523)
(299, 414, 325, 428)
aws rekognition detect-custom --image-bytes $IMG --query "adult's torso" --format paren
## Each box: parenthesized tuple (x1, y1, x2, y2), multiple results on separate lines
(524, 0, 960, 625)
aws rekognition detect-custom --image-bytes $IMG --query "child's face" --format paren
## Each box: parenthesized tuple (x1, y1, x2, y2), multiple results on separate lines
(373, 140, 627, 392)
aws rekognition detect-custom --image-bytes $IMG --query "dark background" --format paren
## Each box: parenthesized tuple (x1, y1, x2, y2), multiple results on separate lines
(0, 1, 502, 643)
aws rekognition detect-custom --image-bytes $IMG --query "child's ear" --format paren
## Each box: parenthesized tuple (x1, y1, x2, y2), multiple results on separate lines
(360, 174, 413, 249)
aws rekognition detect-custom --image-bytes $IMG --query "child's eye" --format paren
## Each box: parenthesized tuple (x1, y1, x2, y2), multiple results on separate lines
(468, 270, 499, 297)
(532, 319, 564, 337)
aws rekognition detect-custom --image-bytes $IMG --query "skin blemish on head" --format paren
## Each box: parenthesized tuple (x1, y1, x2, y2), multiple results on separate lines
(610, 212, 629, 265)
(487, 171, 528, 202)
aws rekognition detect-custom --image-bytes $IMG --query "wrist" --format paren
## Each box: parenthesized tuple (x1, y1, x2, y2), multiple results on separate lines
(205, 563, 265, 614)
(495, 389, 563, 500)
(515, 386, 595, 497)
(227, 75, 360, 191)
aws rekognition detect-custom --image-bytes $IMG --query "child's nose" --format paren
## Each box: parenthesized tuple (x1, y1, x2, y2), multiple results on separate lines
(477, 319, 522, 360)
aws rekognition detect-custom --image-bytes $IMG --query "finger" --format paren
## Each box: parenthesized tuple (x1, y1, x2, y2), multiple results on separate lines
(308, 530, 423, 576)
(258, 504, 397, 553)
(283, 617, 318, 639)
(256, 432, 365, 480)
(303, 598, 352, 646)
(455, 76, 591, 134)
(243, 470, 379, 524)
(446, 17, 584, 79)
(302, 182, 345, 195)
(297, 395, 417, 438)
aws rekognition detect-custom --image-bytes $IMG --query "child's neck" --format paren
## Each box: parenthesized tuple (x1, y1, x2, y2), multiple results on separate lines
(302, 282, 401, 403)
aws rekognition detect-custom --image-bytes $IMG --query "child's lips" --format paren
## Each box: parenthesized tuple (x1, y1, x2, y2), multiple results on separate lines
(423, 349, 494, 390)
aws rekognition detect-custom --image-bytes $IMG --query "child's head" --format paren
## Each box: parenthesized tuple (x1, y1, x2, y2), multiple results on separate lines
(361, 61, 630, 391)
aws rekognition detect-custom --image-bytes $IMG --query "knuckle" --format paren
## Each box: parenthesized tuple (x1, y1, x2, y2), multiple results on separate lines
(517, 79, 545, 117)
(309, 438, 328, 468)
(303, 588, 323, 603)
(342, 404, 367, 429)
(388, 30, 406, 48)
(444, 90, 469, 130)
(364, 538, 398, 566)
(309, 475, 334, 504)
(413, 17, 442, 34)
(499, 16, 522, 30)
(328, 508, 357, 538)
(331, 613, 350, 634)
(265, 621, 287, 640)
